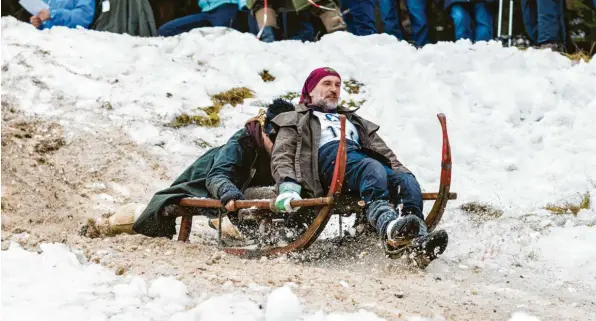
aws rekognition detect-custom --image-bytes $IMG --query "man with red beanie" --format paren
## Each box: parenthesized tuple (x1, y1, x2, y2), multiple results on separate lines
(269, 67, 447, 258)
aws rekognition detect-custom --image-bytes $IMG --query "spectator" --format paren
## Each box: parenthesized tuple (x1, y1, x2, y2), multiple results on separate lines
(157, 0, 246, 37)
(378, 0, 430, 47)
(439, 0, 495, 42)
(30, 0, 95, 30)
(247, 0, 345, 42)
(340, 0, 376, 36)
(91, 0, 157, 37)
(520, 0, 566, 51)
(282, 11, 317, 42)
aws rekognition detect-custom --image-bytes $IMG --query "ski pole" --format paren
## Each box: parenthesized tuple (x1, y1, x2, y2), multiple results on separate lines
(508, 0, 514, 47)
(498, 0, 503, 40)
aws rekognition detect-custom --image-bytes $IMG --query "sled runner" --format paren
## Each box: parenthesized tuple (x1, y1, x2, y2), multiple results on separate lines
(173, 114, 456, 262)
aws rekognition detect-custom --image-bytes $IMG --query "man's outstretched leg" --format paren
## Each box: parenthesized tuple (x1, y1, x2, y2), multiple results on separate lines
(384, 168, 427, 238)
(319, 145, 423, 241)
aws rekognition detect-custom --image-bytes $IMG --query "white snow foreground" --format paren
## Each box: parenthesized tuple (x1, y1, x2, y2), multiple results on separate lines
(2, 16, 596, 320)
(1, 242, 539, 321)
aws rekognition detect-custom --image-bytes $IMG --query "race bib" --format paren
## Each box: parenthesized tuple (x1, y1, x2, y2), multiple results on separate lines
(314, 111, 359, 149)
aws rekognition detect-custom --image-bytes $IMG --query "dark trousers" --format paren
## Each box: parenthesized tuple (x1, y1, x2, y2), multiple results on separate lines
(158, 4, 239, 37)
(319, 141, 423, 215)
(520, 0, 566, 45)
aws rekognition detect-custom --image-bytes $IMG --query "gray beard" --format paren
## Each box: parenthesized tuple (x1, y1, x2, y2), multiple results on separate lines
(313, 98, 338, 111)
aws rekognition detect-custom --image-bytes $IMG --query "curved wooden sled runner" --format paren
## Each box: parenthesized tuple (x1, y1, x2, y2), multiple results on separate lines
(175, 113, 456, 258)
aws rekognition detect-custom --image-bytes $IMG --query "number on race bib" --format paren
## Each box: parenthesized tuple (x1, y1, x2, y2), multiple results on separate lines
(327, 126, 338, 138)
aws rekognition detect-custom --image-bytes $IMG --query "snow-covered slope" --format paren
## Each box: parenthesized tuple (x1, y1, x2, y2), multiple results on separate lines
(2, 16, 595, 320)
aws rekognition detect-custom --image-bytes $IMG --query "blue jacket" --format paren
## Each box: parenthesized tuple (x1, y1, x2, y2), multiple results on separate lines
(438, 0, 495, 10)
(40, 0, 95, 30)
(198, 0, 247, 12)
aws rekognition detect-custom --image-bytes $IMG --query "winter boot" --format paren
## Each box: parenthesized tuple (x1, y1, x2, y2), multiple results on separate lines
(386, 207, 428, 242)
(208, 216, 244, 240)
(366, 199, 422, 240)
(81, 202, 144, 238)
(315, 3, 346, 34)
(408, 229, 449, 268)
(366, 200, 426, 242)
(255, 7, 281, 42)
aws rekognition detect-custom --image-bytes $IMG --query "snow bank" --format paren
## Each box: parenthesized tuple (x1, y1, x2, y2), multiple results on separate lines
(1, 242, 542, 321)
(2, 16, 595, 319)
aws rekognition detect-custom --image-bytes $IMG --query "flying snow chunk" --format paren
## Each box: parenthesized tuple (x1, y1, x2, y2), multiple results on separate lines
(508, 312, 541, 321)
(148, 276, 189, 302)
(265, 286, 302, 321)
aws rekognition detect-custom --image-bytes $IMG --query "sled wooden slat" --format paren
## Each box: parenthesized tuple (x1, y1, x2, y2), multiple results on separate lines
(178, 193, 457, 213)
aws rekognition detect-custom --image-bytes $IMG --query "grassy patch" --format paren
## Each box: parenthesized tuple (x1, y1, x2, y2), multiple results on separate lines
(168, 87, 254, 128)
(259, 70, 276, 82)
(211, 87, 254, 107)
(459, 202, 503, 219)
(100, 101, 113, 110)
(195, 138, 212, 148)
(35, 138, 66, 153)
(279, 92, 300, 101)
(168, 106, 221, 128)
(564, 43, 595, 63)
(340, 99, 367, 109)
(343, 79, 364, 94)
(544, 192, 591, 215)
(1, 197, 8, 211)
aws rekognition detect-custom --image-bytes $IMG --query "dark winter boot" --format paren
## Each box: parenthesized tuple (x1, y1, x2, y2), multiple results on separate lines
(259, 26, 280, 43)
(387, 205, 427, 240)
(366, 199, 423, 240)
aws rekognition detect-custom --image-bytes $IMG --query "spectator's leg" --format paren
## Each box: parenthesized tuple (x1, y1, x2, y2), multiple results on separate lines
(556, 0, 567, 47)
(536, 0, 564, 45)
(449, 3, 473, 41)
(251, 0, 281, 42)
(340, 0, 377, 36)
(520, 0, 538, 44)
(405, 0, 429, 47)
(157, 13, 211, 37)
(378, 0, 405, 39)
(287, 11, 316, 42)
(206, 3, 240, 28)
(246, 9, 260, 35)
(340, 0, 354, 33)
(474, 2, 494, 42)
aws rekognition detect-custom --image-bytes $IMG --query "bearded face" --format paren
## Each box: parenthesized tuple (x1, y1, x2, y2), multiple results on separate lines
(309, 75, 341, 111)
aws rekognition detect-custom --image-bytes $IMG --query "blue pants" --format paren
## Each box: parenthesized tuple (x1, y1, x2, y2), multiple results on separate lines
(378, 0, 405, 39)
(520, 0, 566, 45)
(378, 0, 429, 46)
(450, 3, 494, 42)
(158, 4, 239, 37)
(319, 141, 423, 215)
(282, 11, 316, 42)
(340, 0, 377, 36)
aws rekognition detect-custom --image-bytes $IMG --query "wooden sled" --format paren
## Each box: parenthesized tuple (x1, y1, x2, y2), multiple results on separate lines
(174, 114, 456, 258)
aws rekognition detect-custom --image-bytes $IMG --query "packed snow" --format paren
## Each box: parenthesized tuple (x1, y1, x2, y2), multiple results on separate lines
(1, 242, 547, 321)
(2, 16, 596, 320)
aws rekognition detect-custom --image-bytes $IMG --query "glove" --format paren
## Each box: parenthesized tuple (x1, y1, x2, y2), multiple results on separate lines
(218, 183, 245, 207)
(275, 182, 302, 213)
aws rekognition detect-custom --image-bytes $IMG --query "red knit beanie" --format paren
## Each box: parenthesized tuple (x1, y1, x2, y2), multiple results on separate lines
(299, 67, 342, 104)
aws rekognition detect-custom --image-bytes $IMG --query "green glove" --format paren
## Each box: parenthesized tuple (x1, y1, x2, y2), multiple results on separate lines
(275, 182, 302, 213)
